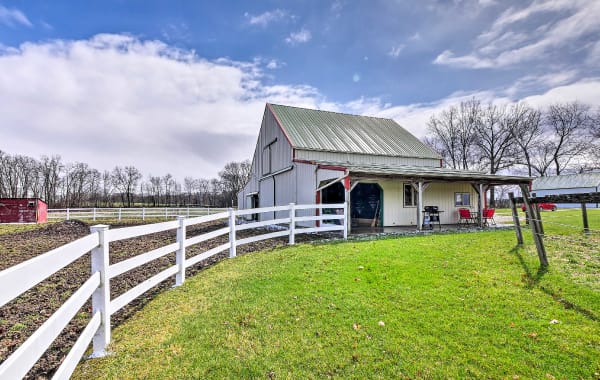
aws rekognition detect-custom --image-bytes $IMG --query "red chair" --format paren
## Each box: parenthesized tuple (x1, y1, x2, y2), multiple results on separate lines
(458, 208, 475, 227)
(482, 208, 496, 226)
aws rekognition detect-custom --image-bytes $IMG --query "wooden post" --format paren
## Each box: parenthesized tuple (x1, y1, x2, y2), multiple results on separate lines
(508, 192, 523, 245)
(66, 208, 70, 221)
(478, 183, 484, 228)
(90, 225, 110, 357)
(175, 216, 186, 286)
(520, 184, 548, 266)
(417, 181, 423, 231)
(142, 207, 145, 221)
(581, 202, 590, 234)
(228, 208, 237, 258)
(118, 208, 122, 221)
(289, 203, 295, 245)
(93, 208, 97, 221)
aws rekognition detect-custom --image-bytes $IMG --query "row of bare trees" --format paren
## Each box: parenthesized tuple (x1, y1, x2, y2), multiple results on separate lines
(0, 150, 250, 208)
(426, 100, 600, 205)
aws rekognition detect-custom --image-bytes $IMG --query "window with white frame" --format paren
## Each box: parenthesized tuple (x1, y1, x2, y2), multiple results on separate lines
(455, 192, 471, 206)
(404, 184, 418, 207)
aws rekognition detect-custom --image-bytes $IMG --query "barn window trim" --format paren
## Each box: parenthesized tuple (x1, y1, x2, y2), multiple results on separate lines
(403, 183, 418, 207)
(262, 138, 277, 175)
(454, 192, 471, 206)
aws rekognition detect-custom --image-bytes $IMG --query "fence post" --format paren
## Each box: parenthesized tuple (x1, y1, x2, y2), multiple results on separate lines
(66, 208, 70, 221)
(142, 207, 145, 221)
(118, 208, 122, 221)
(519, 184, 548, 267)
(343, 202, 348, 239)
(187, 207, 190, 217)
(289, 203, 296, 245)
(228, 208, 237, 258)
(508, 192, 523, 245)
(93, 208, 97, 221)
(175, 216, 186, 286)
(165, 208, 168, 220)
(581, 202, 590, 234)
(90, 224, 111, 358)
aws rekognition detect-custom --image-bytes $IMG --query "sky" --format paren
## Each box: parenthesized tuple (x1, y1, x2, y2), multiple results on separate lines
(1, 0, 599, 180)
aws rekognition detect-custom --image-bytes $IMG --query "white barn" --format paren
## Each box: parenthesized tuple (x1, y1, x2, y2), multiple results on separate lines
(238, 104, 530, 230)
(532, 173, 600, 209)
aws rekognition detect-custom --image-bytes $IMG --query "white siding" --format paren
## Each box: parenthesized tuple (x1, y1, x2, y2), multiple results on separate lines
(363, 180, 476, 226)
(296, 149, 440, 168)
(239, 107, 294, 210)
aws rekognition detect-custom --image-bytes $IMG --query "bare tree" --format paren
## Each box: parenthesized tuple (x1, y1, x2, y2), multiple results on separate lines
(219, 160, 251, 207)
(473, 103, 517, 206)
(544, 102, 592, 175)
(507, 104, 543, 177)
(112, 166, 142, 207)
(426, 99, 481, 170)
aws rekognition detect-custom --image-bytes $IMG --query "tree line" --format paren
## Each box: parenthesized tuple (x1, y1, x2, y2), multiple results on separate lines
(0, 150, 250, 208)
(425, 100, 600, 205)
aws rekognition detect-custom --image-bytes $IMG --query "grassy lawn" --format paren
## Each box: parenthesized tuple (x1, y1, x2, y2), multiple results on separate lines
(73, 219, 600, 379)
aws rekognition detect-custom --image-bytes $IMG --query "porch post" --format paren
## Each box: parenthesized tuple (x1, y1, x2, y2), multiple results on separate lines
(478, 183, 484, 228)
(345, 177, 351, 234)
(417, 181, 423, 231)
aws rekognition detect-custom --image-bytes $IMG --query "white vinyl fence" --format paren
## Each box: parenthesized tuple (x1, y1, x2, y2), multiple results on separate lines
(48, 207, 229, 221)
(0, 203, 346, 379)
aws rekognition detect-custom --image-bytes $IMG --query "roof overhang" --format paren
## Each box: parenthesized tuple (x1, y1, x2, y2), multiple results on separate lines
(315, 161, 531, 185)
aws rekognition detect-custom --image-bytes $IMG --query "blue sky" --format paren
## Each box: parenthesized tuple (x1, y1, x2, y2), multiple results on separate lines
(1, 0, 599, 179)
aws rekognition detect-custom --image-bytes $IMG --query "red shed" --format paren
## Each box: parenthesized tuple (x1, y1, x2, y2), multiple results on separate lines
(0, 198, 48, 223)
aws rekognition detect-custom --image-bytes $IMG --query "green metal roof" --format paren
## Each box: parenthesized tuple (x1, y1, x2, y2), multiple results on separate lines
(269, 103, 441, 159)
(532, 173, 600, 190)
(313, 161, 531, 184)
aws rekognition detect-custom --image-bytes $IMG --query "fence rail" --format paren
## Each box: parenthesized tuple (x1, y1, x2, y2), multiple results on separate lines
(0, 203, 347, 379)
(47, 207, 230, 221)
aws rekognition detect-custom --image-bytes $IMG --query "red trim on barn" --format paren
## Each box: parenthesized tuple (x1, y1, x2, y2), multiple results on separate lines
(317, 165, 347, 172)
(292, 158, 315, 165)
(315, 191, 321, 227)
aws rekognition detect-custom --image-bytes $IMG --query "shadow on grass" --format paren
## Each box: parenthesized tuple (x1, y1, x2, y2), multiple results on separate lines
(511, 245, 599, 322)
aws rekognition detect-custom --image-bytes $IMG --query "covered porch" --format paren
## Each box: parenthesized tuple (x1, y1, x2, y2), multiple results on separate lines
(314, 162, 531, 232)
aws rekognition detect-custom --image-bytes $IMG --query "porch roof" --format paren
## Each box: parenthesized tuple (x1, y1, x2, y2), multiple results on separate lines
(316, 161, 531, 185)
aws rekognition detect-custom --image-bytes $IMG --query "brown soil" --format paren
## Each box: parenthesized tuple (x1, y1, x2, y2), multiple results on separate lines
(0, 219, 332, 379)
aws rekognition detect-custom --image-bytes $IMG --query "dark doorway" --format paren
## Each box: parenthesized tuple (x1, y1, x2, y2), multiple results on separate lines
(250, 194, 259, 221)
(351, 183, 383, 226)
(321, 182, 344, 204)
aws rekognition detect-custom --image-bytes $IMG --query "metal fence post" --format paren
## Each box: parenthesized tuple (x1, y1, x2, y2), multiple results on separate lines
(229, 208, 237, 258)
(175, 216, 186, 286)
(90, 225, 110, 358)
(289, 203, 296, 245)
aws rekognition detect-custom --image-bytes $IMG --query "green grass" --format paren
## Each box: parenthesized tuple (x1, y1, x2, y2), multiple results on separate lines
(0, 222, 56, 235)
(74, 224, 600, 379)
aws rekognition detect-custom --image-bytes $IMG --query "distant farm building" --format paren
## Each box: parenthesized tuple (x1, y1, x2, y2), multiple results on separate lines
(532, 173, 600, 209)
(0, 198, 48, 223)
(238, 103, 530, 230)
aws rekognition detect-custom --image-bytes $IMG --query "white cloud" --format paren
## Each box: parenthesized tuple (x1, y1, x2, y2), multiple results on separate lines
(266, 59, 285, 69)
(245, 9, 290, 27)
(0, 34, 326, 180)
(434, 0, 600, 69)
(0, 5, 32, 27)
(388, 44, 405, 58)
(285, 29, 312, 45)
